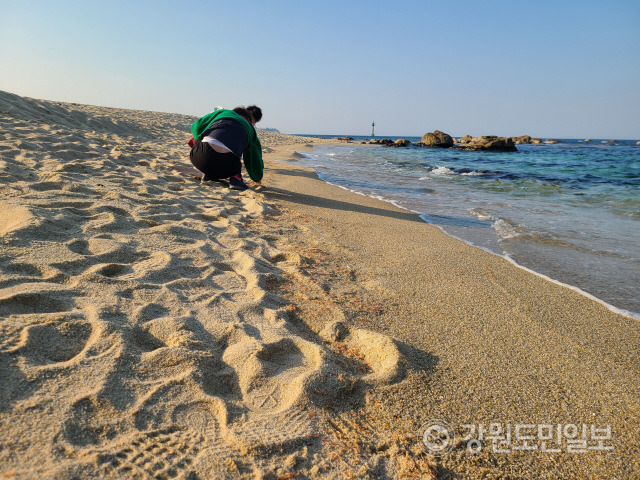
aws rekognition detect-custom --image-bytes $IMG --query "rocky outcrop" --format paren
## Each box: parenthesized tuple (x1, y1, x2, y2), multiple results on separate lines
(508, 135, 525, 144)
(335, 136, 354, 142)
(368, 138, 394, 145)
(544, 139, 560, 144)
(369, 138, 410, 147)
(457, 134, 539, 146)
(583, 139, 592, 143)
(453, 136, 517, 152)
(510, 135, 531, 144)
(419, 130, 454, 148)
(507, 135, 544, 144)
(636, 141, 640, 146)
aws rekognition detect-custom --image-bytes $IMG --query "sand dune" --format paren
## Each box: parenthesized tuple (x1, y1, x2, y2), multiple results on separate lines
(0, 92, 407, 478)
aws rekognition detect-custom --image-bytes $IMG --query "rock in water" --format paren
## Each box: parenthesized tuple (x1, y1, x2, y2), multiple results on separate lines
(510, 135, 533, 144)
(454, 136, 517, 152)
(419, 130, 454, 147)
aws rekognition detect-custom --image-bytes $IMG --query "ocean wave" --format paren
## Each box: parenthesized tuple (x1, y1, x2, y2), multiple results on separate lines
(460, 169, 493, 176)
(430, 166, 456, 176)
(468, 208, 492, 220)
(491, 218, 522, 239)
(426, 165, 499, 177)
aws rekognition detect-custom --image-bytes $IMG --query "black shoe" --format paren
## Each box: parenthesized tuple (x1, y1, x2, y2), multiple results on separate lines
(229, 175, 249, 190)
(202, 174, 228, 185)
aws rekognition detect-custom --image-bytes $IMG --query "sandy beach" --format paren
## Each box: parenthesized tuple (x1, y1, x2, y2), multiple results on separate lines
(1, 91, 639, 479)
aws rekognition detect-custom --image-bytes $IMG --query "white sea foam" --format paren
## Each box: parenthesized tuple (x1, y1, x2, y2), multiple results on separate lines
(492, 218, 522, 239)
(431, 166, 455, 175)
(469, 208, 491, 220)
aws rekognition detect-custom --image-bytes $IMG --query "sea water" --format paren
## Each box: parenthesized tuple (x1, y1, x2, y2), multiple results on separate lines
(292, 137, 640, 316)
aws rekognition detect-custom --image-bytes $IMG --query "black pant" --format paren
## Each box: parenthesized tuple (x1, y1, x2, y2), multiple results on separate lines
(190, 141, 241, 179)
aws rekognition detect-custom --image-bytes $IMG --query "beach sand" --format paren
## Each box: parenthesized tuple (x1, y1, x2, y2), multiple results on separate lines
(1, 91, 639, 479)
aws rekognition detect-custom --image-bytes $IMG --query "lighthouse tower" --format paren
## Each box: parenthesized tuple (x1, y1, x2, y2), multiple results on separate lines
(371, 121, 375, 137)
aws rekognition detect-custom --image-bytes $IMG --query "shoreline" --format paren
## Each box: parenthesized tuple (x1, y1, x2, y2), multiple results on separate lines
(287, 141, 640, 321)
(1, 92, 639, 478)
(301, 161, 640, 322)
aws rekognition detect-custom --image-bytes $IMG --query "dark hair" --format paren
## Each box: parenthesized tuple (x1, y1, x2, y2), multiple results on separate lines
(232, 106, 253, 123)
(247, 105, 262, 123)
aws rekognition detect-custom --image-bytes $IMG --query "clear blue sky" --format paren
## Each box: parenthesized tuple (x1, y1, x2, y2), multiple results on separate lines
(1, 0, 639, 138)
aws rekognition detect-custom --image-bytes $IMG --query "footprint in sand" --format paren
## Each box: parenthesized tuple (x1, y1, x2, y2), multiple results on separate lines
(5, 308, 110, 371)
(82, 206, 135, 234)
(67, 237, 123, 257)
(88, 422, 256, 480)
(82, 211, 119, 233)
(170, 399, 242, 462)
(66, 239, 93, 256)
(0, 284, 75, 316)
(132, 319, 326, 453)
(172, 401, 221, 439)
(219, 335, 324, 449)
(84, 262, 134, 278)
(12, 318, 93, 365)
(92, 427, 204, 479)
(222, 336, 323, 414)
(125, 251, 173, 282)
(319, 321, 404, 386)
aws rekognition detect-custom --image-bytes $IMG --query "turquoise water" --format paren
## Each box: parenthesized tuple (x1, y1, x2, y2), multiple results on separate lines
(293, 137, 640, 316)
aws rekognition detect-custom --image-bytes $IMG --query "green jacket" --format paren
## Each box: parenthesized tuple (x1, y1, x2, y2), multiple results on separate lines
(191, 109, 263, 182)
